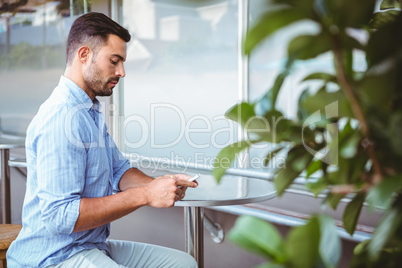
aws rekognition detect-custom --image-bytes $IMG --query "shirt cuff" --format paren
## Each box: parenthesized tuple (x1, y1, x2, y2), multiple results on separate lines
(112, 162, 131, 192)
(66, 198, 81, 234)
(43, 198, 81, 235)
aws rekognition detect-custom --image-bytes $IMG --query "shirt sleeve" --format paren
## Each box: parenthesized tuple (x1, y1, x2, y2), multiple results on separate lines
(35, 105, 86, 235)
(107, 133, 131, 192)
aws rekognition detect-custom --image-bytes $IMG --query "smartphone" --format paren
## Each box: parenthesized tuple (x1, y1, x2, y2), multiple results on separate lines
(188, 174, 200, 182)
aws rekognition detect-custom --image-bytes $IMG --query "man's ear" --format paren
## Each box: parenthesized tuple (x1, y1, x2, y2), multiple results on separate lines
(77, 46, 91, 63)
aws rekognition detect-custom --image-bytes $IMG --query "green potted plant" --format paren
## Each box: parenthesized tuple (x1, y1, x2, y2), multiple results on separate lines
(213, 0, 402, 267)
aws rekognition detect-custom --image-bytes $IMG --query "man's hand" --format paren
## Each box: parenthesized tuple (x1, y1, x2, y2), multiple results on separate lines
(74, 173, 198, 233)
(144, 174, 198, 208)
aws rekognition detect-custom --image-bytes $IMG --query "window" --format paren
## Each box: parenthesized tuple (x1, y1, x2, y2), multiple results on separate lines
(119, 0, 332, 172)
(118, 0, 368, 176)
(0, 0, 90, 137)
(120, 0, 239, 168)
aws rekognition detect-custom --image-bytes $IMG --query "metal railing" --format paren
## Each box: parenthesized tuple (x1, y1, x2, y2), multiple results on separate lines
(124, 153, 373, 242)
(211, 205, 372, 242)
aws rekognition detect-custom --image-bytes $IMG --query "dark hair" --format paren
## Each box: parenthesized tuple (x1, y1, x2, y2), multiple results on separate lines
(66, 12, 131, 64)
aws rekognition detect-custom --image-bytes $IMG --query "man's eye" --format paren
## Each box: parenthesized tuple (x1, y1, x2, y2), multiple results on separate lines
(111, 60, 118, 65)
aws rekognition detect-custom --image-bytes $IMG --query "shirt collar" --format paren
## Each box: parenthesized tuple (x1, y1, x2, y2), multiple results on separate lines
(91, 98, 102, 113)
(58, 75, 102, 112)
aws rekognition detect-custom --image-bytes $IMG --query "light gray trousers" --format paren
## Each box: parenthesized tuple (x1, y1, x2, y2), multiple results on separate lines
(48, 240, 197, 268)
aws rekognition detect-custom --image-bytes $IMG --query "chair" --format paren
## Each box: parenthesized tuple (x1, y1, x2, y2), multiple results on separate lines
(0, 224, 22, 268)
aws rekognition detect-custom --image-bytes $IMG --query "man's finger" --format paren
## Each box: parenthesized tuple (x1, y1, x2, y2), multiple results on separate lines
(173, 174, 191, 181)
(176, 179, 198, 188)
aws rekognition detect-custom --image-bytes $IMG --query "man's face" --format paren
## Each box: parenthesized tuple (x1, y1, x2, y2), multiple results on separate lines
(83, 34, 127, 98)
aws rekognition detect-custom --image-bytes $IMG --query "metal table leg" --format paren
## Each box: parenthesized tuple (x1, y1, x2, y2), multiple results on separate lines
(0, 148, 11, 223)
(185, 206, 204, 268)
(204, 214, 224, 244)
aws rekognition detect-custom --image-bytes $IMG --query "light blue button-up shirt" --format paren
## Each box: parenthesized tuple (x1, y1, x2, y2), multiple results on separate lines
(7, 76, 131, 267)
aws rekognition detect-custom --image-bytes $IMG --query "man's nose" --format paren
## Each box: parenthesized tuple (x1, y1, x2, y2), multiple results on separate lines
(116, 64, 125, 77)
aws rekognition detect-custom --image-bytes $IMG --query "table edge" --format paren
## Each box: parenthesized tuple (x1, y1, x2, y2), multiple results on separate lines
(175, 192, 276, 207)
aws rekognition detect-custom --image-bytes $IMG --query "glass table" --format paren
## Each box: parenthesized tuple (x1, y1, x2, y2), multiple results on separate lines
(0, 135, 25, 224)
(176, 174, 276, 268)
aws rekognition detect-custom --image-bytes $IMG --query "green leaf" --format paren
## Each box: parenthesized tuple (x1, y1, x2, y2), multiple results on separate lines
(380, 0, 401, 10)
(337, 157, 352, 184)
(342, 49, 353, 77)
(306, 160, 322, 178)
(366, 12, 402, 68)
(343, 35, 364, 51)
(296, 124, 317, 140)
(343, 191, 366, 235)
(274, 145, 314, 195)
(369, 10, 401, 29)
(255, 73, 288, 117)
(244, 110, 291, 143)
(338, 120, 362, 159)
(213, 140, 253, 183)
(265, 123, 308, 146)
(339, 131, 361, 159)
(274, 166, 301, 196)
(263, 146, 285, 167)
(244, 8, 308, 54)
(225, 102, 256, 127)
(286, 216, 320, 268)
(335, 0, 376, 28)
(302, 72, 337, 84)
(288, 145, 314, 172)
(270, 72, 287, 110)
(261, 108, 285, 125)
(289, 144, 315, 171)
(297, 88, 312, 122)
(389, 112, 402, 156)
(300, 87, 353, 119)
(228, 216, 287, 263)
(255, 90, 274, 116)
(321, 122, 340, 167)
(325, 191, 345, 210)
(366, 174, 402, 209)
(288, 32, 332, 61)
(245, 117, 272, 135)
(318, 215, 341, 268)
(306, 177, 328, 196)
(354, 240, 370, 255)
(338, 119, 353, 141)
(257, 110, 293, 143)
(346, 156, 368, 185)
(368, 193, 402, 260)
(358, 71, 397, 113)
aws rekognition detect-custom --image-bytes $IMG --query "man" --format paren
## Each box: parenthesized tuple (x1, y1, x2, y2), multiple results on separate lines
(7, 12, 198, 268)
